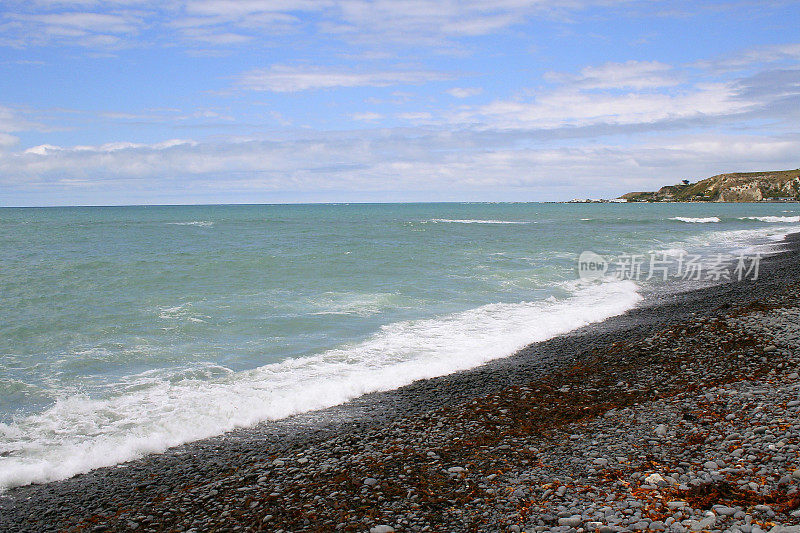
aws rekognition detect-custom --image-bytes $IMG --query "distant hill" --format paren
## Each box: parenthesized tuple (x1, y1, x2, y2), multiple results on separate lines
(621, 169, 800, 202)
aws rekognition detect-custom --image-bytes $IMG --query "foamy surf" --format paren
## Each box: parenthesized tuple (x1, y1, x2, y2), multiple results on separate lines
(425, 219, 531, 224)
(0, 280, 640, 491)
(741, 216, 800, 223)
(167, 221, 213, 227)
(669, 216, 721, 223)
(677, 224, 800, 257)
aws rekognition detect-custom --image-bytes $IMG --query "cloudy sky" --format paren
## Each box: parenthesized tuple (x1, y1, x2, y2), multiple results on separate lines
(1, 0, 799, 205)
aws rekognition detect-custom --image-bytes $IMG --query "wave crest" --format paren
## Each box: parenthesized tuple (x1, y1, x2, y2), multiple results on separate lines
(669, 216, 721, 223)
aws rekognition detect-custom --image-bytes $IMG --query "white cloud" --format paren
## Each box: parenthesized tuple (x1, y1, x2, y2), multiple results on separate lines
(184, 0, 326, 18)
(324, 0, 622, 45)
(0, 133, 19, 147)
(236, 64, 453, 92)
(1, 0, 629, 50)
(0, 105, 42, 145)
(3, 130, 798, 202)
(178, 28, 252, 44)
(3, 11, 143, 48)
(98, 107, 234, 123)
(452, 81, 754, 129)
(696, 42, 800, 72)
(396, 111, 432, 122)
(352, 112, 383, 121)
(447, 87, 483, 98)
(545, 60, 680, 90)
(440, 51, 800, 132)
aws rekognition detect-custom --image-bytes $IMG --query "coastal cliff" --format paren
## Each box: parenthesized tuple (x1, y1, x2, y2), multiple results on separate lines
(622, 169, 800, 202)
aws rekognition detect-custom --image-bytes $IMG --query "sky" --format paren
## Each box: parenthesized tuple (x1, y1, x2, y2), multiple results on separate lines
(0, 1, 799, 206)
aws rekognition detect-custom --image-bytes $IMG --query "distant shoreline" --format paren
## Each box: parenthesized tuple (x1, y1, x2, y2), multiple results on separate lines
(616, 168, 800, 203)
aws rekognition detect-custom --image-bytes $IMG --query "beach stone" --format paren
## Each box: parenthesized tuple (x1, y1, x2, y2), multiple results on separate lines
(645, 473, 665, 485)
(370, 526, 395, 533)
(557, 515, 582, 527)
(655, 424, 668, 437)
(447, 466, 466, 474)
(363, 478, 379, 486)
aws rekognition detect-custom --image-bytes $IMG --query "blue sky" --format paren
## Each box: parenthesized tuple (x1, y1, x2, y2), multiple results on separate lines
(0, 0, 799, 206)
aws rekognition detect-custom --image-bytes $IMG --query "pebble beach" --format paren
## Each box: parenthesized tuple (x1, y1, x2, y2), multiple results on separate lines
(3, 235, 800, 532)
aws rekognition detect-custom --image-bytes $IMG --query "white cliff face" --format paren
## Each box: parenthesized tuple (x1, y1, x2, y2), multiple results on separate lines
(717, 180, 764, 202)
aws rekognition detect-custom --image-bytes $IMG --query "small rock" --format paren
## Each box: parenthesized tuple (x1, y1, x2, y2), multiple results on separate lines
(645, 472, 665, 485)
(714, 505, 736, 516)
(558, 515, 582, 527)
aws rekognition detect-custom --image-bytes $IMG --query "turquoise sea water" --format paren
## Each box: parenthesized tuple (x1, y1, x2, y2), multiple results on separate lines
(1, 202, 799, 489)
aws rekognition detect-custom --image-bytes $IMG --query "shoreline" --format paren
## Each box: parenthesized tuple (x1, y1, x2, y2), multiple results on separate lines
(2, 233, 800, 531)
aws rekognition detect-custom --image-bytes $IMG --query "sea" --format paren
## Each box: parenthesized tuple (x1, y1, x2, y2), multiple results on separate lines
(1, 202, 799, 490)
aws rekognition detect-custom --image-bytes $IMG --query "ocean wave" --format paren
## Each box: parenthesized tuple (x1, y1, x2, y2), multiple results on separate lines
(740, 216, 800, 223)
(669, 217, 721, 223)
(0, 280, 641, 491)
(166, 221, 213, 227)
(425, 219, 531, 224)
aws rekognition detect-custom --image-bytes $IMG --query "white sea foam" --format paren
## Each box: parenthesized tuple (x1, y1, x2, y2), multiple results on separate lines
(305, 292, 403, 317)
(167, 221, 213, 227)
(425, 219, 531, 224)
(681, 225, 798, 256)
(669, 217, 721, 223)
(651, 248, 689, 257)
(0, 280, 641, 491)
(740, 216, 800, 223)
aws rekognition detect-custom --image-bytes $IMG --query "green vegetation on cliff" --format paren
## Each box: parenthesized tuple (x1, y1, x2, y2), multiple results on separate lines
(622, 169, 800, 202)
